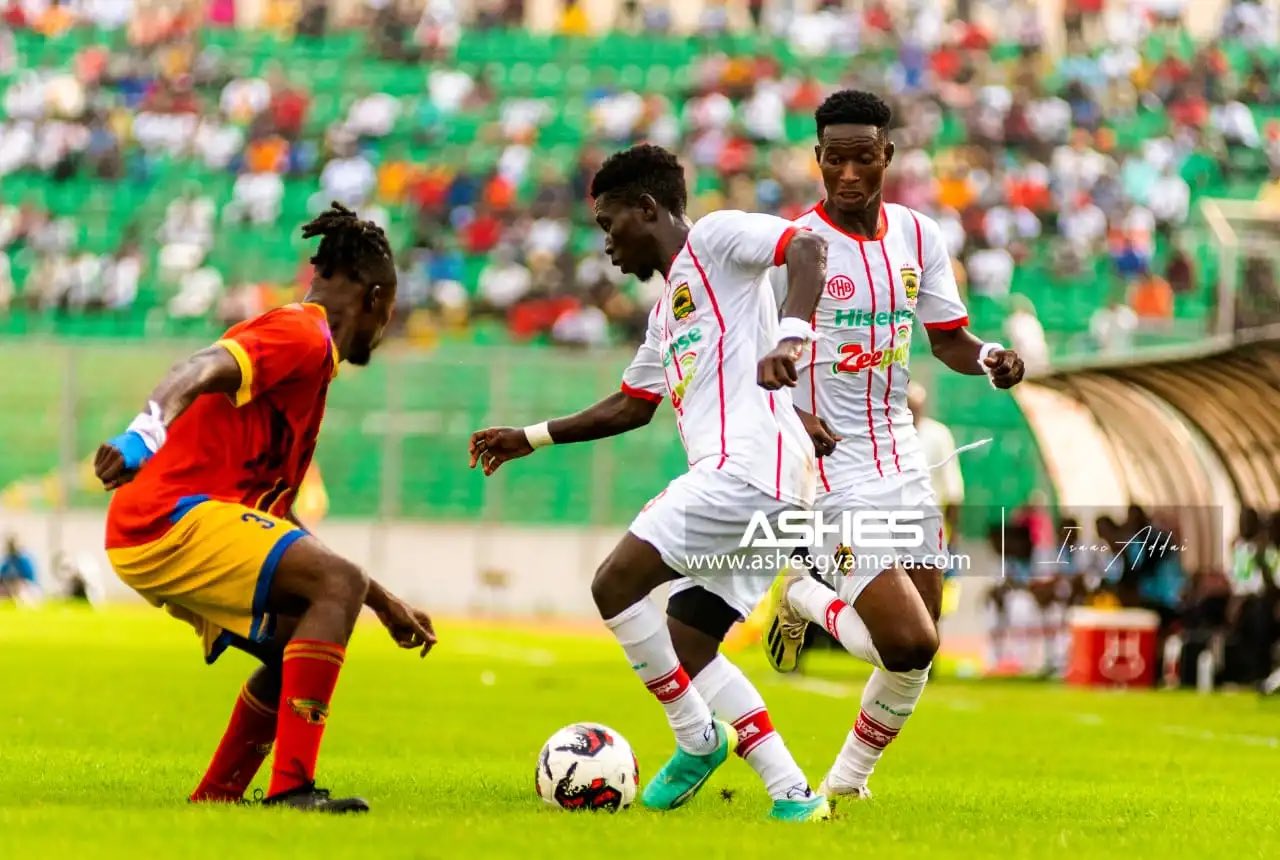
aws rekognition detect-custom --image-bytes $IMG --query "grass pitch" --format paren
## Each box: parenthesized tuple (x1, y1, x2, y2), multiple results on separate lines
(0, 605, 1275, 859)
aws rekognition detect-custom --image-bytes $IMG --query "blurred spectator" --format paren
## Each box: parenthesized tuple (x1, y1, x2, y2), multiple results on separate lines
(0, 534, 38, 600)
(1090, 298, 1139, 353)
(1148, 165, 1191, 233)
(1013, 490, 1056, 559)
(551, 302, 609, 347)
(477, 244, 532, 315)
(1002, 295, 1050, 374)
(193, 114, 245, 170)
(559, 0, 590, 37)
(101, 242, 143, 311)
(157, 185, 215, 279)
(221, 72, 271, 127)
(268, 72, 311, 140)
(907, 382, 963, 545)
(320, 140, 376, 208)
(347, 89, 401, 139)
(169, 266, 225, 319)
(966, 240, 1014, 299)
(1165, 244, 1196, 294)
(297, 0, 328, 37)
(1129, 271, 1175, 320)
(226, 166, 284, 226)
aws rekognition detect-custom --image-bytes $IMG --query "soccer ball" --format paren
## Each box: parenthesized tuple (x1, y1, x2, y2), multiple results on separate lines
(534, 722, 639, 811)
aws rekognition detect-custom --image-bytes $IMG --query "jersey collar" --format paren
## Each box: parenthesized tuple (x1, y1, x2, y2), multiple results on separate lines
(814, 201, 887, 242)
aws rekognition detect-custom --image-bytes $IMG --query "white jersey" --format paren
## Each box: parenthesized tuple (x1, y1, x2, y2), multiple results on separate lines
(772, 202, 969, 493)
(621, 210, 816, 506)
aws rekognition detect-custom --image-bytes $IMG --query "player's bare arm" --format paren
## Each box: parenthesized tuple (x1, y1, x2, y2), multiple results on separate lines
(94, 345, 243, 490)
(759, 230, 828, 390)
(469, 391, 659, 476)
(926, 326, 1025, 389)
(364, 578, 437, 657)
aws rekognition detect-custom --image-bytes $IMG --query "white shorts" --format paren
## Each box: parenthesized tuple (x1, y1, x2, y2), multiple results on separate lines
(629, 466, 797, 619)
(811, 470, 947, 606)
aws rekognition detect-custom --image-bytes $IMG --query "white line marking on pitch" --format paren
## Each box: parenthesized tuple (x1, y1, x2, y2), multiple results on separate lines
(782, 677, 855, 698)
(1159, 725, 1279, 748)
(451, 640, 557, 666)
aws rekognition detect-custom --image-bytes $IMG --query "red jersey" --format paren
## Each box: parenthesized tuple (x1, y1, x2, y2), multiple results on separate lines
(105, 303, 339, 549)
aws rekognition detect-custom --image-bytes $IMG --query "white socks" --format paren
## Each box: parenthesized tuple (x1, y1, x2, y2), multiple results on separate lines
(827, 666, 929, 791)
(786, 576, 931, 793)
(604, 599, 718, 755)
(787, 576, 886, 669)
(692, 655, 811, 801)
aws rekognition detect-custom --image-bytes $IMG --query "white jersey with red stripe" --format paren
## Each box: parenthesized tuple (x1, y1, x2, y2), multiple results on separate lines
(619, 209, 816, 507)
(772, 202, 969, 493)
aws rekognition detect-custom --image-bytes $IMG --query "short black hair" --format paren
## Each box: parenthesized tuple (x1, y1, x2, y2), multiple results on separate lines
(301, 201, 393, 283)
(815, 90, 892, 140)
(589, 144, 687, 215)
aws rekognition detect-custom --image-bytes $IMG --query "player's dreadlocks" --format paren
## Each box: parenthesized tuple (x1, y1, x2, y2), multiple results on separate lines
(301, 201, 393, 283)
(589, 143, 688, 215)
(815, 90, 893, 139)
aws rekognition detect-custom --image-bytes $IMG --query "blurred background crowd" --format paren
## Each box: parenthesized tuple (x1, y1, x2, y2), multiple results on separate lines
(2, 0, 1279, 356)
(3, 0, 1280, 689)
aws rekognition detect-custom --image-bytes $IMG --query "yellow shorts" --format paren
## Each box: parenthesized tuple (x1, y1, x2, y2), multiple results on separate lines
(107, 497, 305, 663)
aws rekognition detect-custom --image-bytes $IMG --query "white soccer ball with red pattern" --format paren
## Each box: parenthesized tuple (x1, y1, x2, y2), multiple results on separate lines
(534, 722, 639, 812)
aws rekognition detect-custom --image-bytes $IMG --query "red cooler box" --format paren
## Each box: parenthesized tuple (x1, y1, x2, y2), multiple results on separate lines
(1065, 608, 1160, 688)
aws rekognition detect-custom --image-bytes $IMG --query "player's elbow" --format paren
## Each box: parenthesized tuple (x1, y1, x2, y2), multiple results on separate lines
(616, 394, 659, 430)
(179, 345, 246, 398)
(784, 230, 828, 272)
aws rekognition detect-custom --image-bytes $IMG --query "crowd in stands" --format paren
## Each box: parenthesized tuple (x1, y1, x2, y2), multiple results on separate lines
(1, 0, 1279, 353)
(986, 501, 1280, 692)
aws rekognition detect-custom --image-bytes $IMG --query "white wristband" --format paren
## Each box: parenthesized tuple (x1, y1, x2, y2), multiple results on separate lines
(777, 316, 817, 346)
(978, 342, 1004, 369)
(978, 342, 1004, 386)
(523, 421, 554, 449)
(126, 400, 167, 453)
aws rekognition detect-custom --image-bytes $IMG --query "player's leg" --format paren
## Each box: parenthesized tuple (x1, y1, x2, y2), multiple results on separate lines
(812, 566, 940, 800)
(668, 586, 827, 821)
(105, 500, 367, 812)
(257, 535, 370, 810)
(591, 532, 736, 810)
(770, 477, 947, 673)
(782, 565, 938, 671)
(190, 620, 294, 803)
(764, 486, 944, 801)
(669, 589, 809, 799)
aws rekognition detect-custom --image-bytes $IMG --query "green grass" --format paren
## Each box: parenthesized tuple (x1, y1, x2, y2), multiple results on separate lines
(1, 606, 1276, 859)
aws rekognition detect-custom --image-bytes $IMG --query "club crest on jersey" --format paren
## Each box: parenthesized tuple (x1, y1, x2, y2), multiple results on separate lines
(833, 544, 855, 575)
(826, 275, 855, 300)
(901, 266, 920, 307)
(671, 283, 696, 320)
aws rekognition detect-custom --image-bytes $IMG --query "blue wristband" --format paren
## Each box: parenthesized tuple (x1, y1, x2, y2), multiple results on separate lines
(108, 430, 154, 471)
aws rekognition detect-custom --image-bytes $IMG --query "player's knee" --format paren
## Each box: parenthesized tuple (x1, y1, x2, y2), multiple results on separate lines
(880, 627, 939, 673)
(590, 558, 624, 616)
(248, 664, 282, 704)
(323, 558, 370, 608)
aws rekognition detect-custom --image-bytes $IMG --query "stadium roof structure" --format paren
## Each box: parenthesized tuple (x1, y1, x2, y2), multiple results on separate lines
(1014, 324, 1280, 572)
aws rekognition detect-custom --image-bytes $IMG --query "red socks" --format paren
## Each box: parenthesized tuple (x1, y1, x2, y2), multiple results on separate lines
(190, 685, 277, 802)
(268, 639, 346, 796)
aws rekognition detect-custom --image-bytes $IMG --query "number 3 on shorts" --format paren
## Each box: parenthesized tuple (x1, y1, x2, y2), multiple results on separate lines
(241, 512, 276, 529)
